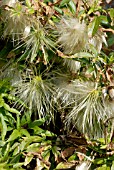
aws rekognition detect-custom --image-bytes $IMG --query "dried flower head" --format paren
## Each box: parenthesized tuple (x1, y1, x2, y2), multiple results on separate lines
(10, 67, 57, 120)
(63, 58, 81, 73)
(88, 30, 107, 53)
(64, 80, 114, 139)
(2, 1, 28, 43)
(57, 18, 88, 55)
(1, 0, 18, 7)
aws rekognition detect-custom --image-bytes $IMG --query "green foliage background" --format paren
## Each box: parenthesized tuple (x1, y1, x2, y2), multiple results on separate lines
(0, 0, 114, 169)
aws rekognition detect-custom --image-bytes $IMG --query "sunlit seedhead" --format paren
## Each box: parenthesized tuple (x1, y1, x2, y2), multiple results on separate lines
(57, 18, 88, 55)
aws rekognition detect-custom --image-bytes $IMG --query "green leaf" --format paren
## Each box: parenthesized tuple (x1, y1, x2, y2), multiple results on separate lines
(73, 52, 94, 58)
(7, 129, 21, 142)
(13, 162, 24, 168)
(28, 118, 45, 128)
(60, 0, 70, 7)
(45, 130, 56, 137)
(16, 114, 21, 130)
(0, 96, 4, 107)
(25, 0, 31, 7)
(108, 8, 114, 21)
(24, 155, 34, 166)
(54, 7, 63, 14)
(86, 67, 94, 74)
(52, 146, 60, 161)
(42, 150, 50, 162)
(13, 146, 20, 156)
(26, 143, 40, 152)
(10, 142, 20, 152)
(99, 15, 110, 26)
(111, 161, 114, 170)
(2, 143, 10, 159)
(97, 165, 110, 170)
(88, 7, 95, 15)
(30, 53, 37, 63)
(19, 140, 27, 152)
(0, 114, 7, 140)
(100, 145, 107, 149)
(10, 153, 21, 164)
(24, 136, 45, 143)
(107, 35, 114, 47)
(20, 129, 30, 137)
(88, 17, 100, 37)
(68, 153, 77, 161)
(3, 103, 20, 114)
(56, 162, 75, 169)
(89, 44, 98, 57)
(98, 138, 105, 144)
(33, 126, 44, 134)
(68, 0, 76, 14)
(94, 158, 105, 165)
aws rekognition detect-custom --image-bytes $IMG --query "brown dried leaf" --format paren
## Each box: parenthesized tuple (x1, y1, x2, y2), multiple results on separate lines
(61, 147, 75, 159)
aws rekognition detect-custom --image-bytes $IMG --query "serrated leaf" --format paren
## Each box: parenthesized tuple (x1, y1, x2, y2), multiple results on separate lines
(24, 155, 34, 166)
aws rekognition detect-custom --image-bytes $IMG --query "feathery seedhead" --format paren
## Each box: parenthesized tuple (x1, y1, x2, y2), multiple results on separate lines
(88, 30, 107, 53)
(63, 58, 81, 73)
(1, 0, 18, 7)
(2, 1, 28, 43)
(11, 68, 57, 120)
(57, 18, 88, 55)
(65, 80, 114, 139)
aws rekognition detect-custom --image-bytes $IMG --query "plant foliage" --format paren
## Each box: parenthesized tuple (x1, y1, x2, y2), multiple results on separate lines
(0, 0, 114, 169)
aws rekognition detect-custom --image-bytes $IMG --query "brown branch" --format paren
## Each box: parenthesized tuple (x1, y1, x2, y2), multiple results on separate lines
(101, 28, 114, 34)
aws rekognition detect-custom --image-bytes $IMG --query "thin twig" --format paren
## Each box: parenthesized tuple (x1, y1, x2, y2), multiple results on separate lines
(101, 28, 114, 34)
